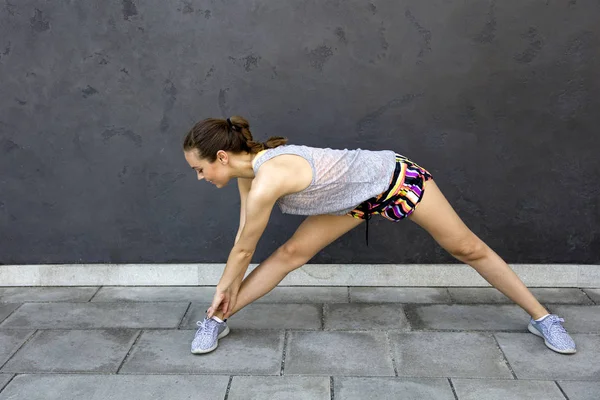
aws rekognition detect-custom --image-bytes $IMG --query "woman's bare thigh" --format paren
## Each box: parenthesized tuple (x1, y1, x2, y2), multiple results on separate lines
(282, 214, 364, 262)
(408, 180, 486, 259)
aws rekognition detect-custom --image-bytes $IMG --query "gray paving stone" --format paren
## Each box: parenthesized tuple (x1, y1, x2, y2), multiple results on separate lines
(120, 329, 283, 374)
(181, 303, 322, 330)
(324, 303, 410, 331)
(228, 376, 330, 400)
(530, 288, 594, 304)
(285, 331, 394, 376)
(0, 287, 98, 302)
(449, 287, 593, 304)
(0, 330, 34, 366)
(451, 378, 565, 400)
(259, 286, 350, 304)
(251, 286, 348, 304)
(334, 377, 455, 400)
(350, 287, 450, 303)
(0, 374, 230, 400)
(2, 330, 139, 373)
(388, 332, 513, 378)
(92, 286, 211, 302)
(448, 288, 513, 304)
(545, 305, 600, 333)
(92, 286, 348, 303)
(558, 381, 600, 400)
(0, 304, 20, 323)
(0, 375, 13, 391)
(256, 286, 349, 303)
(405, 305, 530, 331)
(0, 285, 596, 390)
(583, 288, 600, 303)
(495, 333, 600, 380)
(0, 302, 188, 329)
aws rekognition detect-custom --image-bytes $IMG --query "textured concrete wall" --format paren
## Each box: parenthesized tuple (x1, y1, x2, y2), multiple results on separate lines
(1, 0, 599, 264)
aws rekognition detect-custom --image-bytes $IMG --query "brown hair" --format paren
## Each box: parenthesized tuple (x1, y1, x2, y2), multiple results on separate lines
(183, 116, 288, 162)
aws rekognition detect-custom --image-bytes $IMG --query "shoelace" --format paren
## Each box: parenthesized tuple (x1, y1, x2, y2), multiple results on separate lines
(546, 316, 567, 335)
(196, 319, 217, 335)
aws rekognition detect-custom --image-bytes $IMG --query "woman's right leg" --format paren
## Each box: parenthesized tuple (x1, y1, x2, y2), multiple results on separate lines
(214, 213, 363, 319)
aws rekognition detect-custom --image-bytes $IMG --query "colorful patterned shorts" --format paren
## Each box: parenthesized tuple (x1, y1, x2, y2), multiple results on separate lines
(347, 153, 433, 223)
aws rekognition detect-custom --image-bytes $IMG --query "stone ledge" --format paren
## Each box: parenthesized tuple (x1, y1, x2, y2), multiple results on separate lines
(0, 264, 597, 287)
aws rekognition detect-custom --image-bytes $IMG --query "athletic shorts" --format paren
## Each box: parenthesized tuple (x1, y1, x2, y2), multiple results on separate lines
(347, 153, 433, 223)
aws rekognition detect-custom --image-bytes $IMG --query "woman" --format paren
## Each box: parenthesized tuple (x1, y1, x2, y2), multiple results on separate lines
(183, 116, 576, 355)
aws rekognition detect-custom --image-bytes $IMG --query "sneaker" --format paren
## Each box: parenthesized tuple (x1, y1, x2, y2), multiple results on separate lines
(191, 317, 230, 354)
(527, 314, 576, 354)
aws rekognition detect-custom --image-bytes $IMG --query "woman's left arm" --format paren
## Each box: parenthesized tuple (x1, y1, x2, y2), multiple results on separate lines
(219, 188, 277, 290)
(207, 176, 285, 318)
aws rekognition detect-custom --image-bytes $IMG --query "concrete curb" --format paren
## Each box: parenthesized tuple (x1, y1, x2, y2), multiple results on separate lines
(0, 264, 598, 287)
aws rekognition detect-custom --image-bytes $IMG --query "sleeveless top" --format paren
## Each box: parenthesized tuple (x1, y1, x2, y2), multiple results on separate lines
(251, 144, 397, 216)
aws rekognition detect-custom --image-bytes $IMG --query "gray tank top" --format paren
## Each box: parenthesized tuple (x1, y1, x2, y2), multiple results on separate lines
(252, 145, 397, 216)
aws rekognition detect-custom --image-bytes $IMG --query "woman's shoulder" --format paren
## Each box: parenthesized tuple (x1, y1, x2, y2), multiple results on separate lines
(253, 146, 314, 194)
(252, 144, 306, 167)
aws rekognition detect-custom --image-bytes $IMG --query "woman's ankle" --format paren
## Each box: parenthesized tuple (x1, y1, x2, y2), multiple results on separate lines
(212, 311, 225, 320)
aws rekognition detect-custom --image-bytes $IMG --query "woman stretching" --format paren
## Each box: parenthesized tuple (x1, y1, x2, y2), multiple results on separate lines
(183, 116, 576, 355)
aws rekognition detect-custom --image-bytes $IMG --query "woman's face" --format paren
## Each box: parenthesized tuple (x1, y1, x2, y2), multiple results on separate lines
(184, 150, 229, 188)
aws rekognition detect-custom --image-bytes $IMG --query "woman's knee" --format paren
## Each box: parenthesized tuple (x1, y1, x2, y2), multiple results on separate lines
(447, 236, 489, 263)
(274, 241, 310, 269)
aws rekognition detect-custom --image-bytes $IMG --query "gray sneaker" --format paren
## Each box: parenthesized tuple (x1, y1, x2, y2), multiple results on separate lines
(191, 317, 230, 354)
(528, 314, 576, 354)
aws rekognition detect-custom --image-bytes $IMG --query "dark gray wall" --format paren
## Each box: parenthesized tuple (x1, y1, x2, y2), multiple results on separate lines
(1, 0, 599, 265)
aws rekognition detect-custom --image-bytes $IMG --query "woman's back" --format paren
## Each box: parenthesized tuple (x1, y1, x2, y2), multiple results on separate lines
(252, 144, 397, 216)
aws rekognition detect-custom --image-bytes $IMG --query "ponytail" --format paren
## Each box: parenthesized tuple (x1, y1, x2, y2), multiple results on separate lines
(227, 116, 288, 153)
(183, 115, 288, 161)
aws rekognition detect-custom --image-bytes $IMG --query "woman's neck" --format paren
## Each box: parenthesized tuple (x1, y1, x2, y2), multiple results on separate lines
(229, 151, 259, 179)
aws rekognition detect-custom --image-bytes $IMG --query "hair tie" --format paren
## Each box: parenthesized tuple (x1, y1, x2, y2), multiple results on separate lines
(226, 118, 234, 130)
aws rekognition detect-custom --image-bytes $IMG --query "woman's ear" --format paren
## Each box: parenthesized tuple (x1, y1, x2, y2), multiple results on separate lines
(216, 150, 228, 164)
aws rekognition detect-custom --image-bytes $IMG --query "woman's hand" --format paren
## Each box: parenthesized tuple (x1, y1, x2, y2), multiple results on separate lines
(207, 285, 238, 319)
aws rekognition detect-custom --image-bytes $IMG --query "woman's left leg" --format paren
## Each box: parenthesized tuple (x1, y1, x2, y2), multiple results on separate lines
(407, 179, 548, 319)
